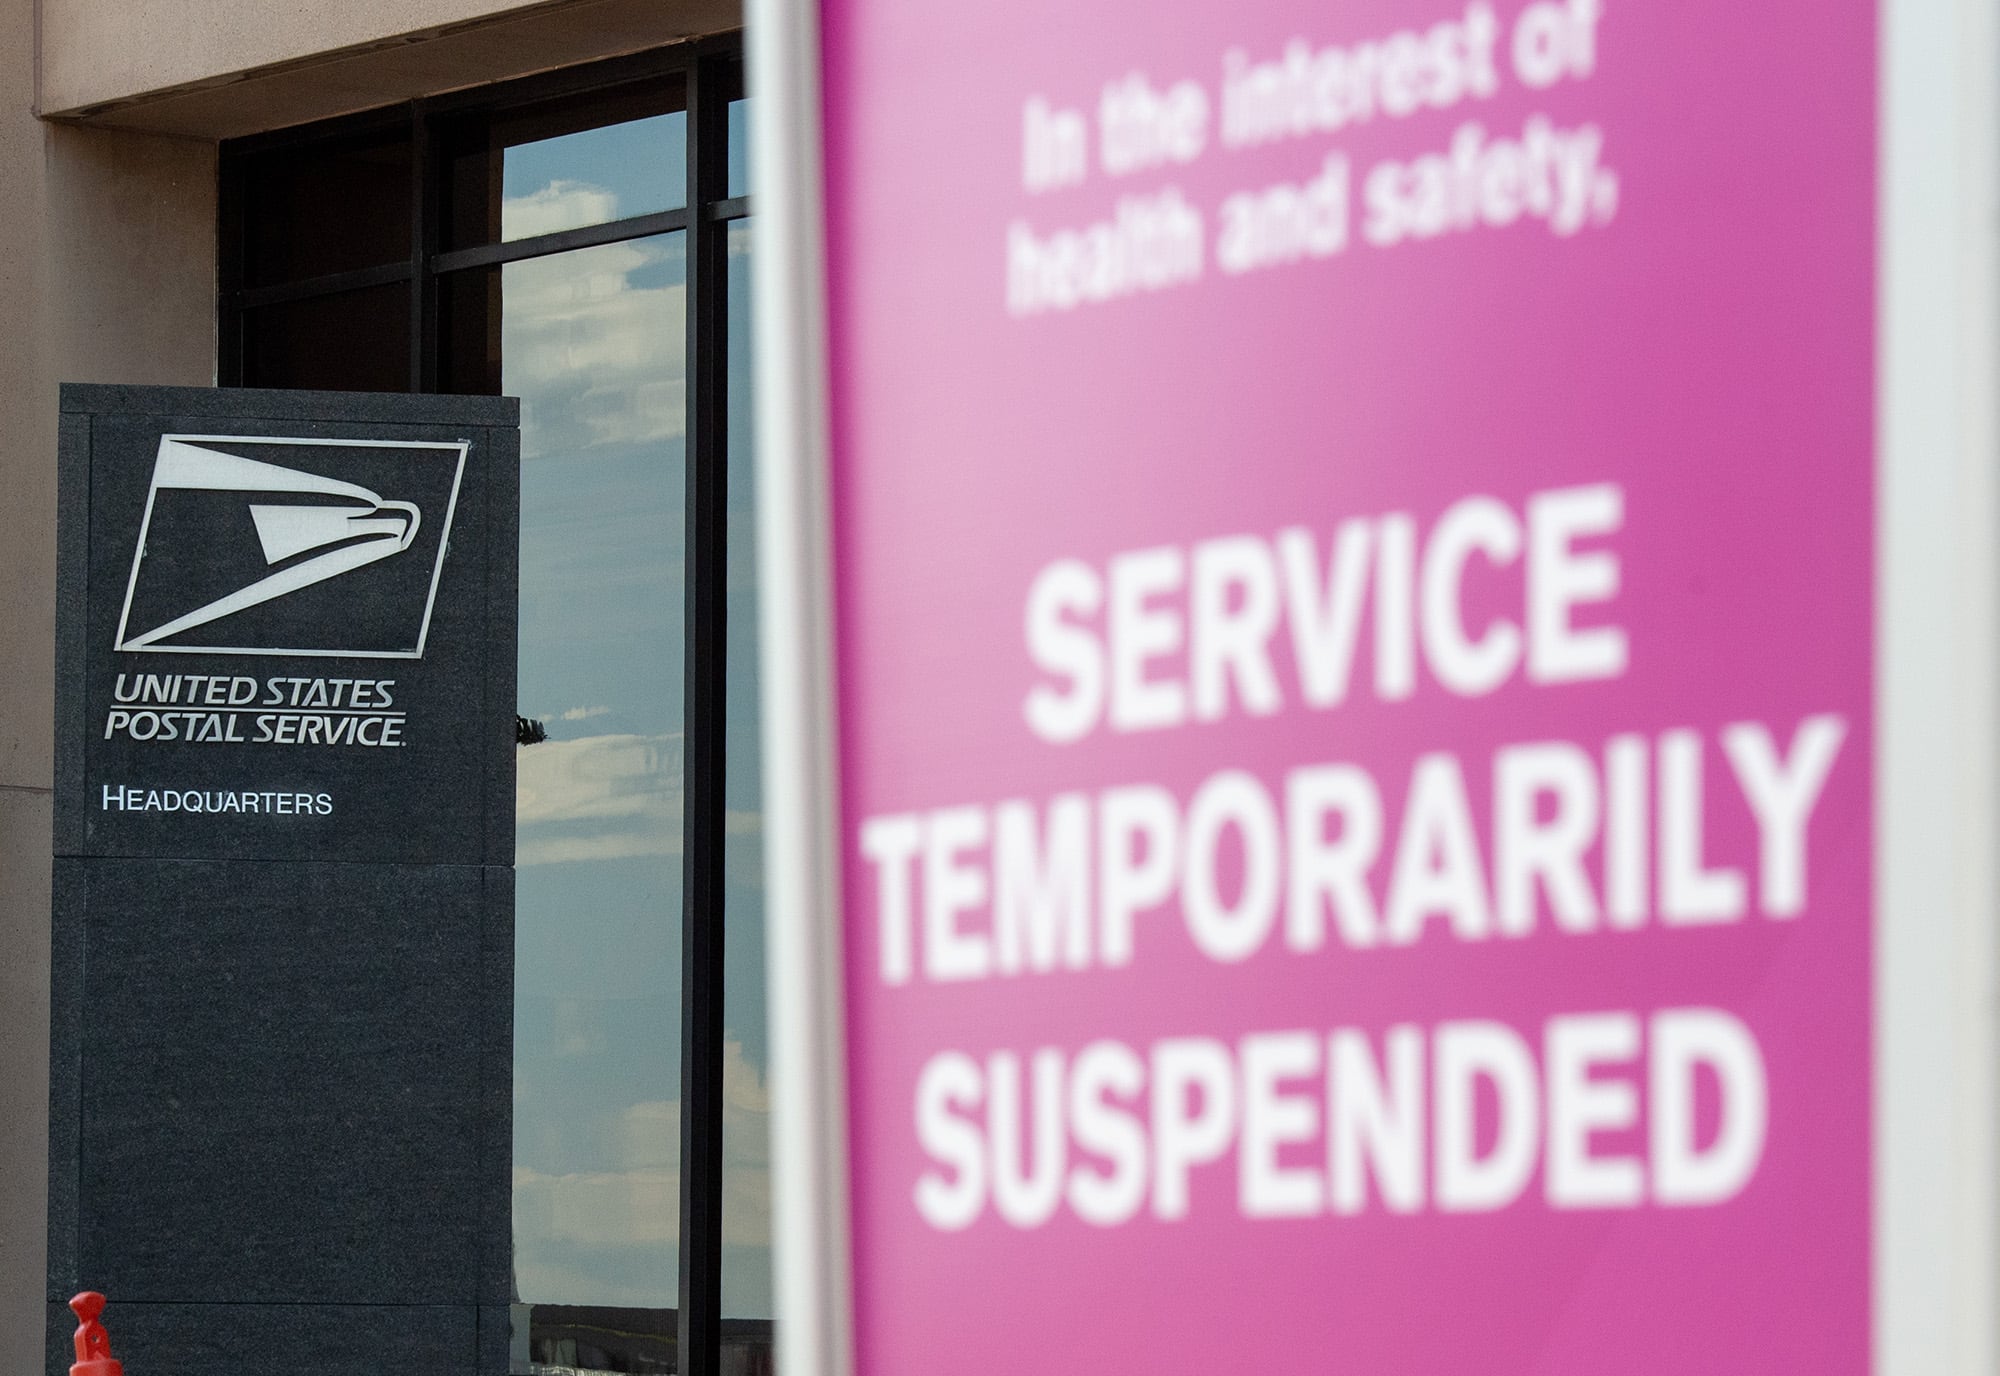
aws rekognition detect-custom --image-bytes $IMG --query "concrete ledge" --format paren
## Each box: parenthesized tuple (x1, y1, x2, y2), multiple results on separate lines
(40, 0, 741, 141)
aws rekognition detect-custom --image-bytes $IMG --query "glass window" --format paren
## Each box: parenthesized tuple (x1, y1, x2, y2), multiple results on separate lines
(499, 114, 688, 242)
(719, 218, 769, 1332)
(220, 51, 763, 1374)
(233, 127, 412, 288)
(507, 233, 689, 1309)
(726, 100, 750, 201)
(238, 285, 411, 391)
(438, 267, 502, 397)
(441, 79, 689, 250)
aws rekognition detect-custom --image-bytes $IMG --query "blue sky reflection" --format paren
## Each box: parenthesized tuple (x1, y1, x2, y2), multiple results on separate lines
(506, 183, 771, 1318)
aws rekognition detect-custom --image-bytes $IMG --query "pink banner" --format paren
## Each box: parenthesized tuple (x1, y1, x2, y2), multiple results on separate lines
(820, 0, 1873, 1368)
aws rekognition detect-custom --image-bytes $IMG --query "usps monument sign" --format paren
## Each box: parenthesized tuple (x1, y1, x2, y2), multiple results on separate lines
(47, 384, 519, 1376)
(804, 0, 1874, 1371)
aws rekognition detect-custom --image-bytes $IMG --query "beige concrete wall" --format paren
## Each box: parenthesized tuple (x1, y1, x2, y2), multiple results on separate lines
(0, 0, 217, 1357)
(40, 0, 561, 115)
(0, 788, 55, 1366)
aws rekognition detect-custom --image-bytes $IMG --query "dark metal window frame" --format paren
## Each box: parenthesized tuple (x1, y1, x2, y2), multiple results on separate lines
(218, 36, 753, 1376)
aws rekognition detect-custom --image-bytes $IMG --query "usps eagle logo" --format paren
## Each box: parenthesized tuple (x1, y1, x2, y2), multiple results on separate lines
(114, 434, 468, 658)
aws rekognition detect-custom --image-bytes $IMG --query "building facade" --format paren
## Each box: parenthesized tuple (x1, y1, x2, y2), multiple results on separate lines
(0, 3, 764, 1373)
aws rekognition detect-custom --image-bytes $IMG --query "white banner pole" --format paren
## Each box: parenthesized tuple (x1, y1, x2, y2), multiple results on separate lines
(747, 2, 855, 1375)
(1878, 0, 2000, 1369)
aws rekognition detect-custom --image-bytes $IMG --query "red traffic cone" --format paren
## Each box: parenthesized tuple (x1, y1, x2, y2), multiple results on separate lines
(69, 1293, 123, 1376)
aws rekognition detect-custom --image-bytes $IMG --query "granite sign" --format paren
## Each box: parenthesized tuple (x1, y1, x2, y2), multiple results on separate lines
(48, 384, 520, 1376)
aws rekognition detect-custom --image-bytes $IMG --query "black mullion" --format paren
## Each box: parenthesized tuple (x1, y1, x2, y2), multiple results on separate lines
(676, 49, 731, 1376)
(217, 151, 246, 385)
(411, 100, 439, 393)
(224, 261, 415, 312)
(431, 207, 692, 274)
